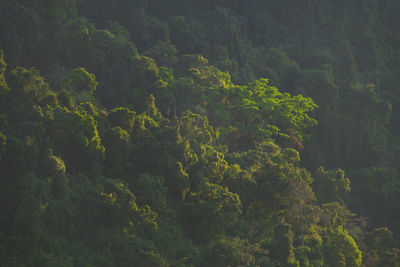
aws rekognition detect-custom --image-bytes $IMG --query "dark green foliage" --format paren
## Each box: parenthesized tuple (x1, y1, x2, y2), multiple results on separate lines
(63, 67, 98, 94)
(0, 49, 7, 92)
(2, 0, 400, 266)
(313, 167, 350, 204)
(323, 226, 362, 267)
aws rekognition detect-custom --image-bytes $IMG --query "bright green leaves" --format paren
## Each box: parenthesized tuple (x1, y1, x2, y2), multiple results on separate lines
(244, 78, 318, 139)
(205, 77, 317, 150)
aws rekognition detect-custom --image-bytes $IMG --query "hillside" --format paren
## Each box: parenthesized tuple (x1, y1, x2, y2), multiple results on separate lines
(1, 1, 400, 266)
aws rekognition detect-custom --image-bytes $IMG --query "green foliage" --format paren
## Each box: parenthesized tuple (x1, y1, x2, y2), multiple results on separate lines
(2, 1, 400, 265)
(108, 107, 136, 132)
(204, 237, 267, 267)
(323, 226, 362, 267)
(0, 132, 6, 162)
(313, 167, 350, 204)
(134, 174, 168, 211)
(356, 167, 400, 236)
(364, 227, 400, 266)
(7, 67, 50, 105)
(0, 49, 7, 92)
(64, 67, 98, 94)
(206, 77, 317, 151)
(180, 180, 242, 242)
(48, 106, 105, 176)
(144, 41, 178, 66)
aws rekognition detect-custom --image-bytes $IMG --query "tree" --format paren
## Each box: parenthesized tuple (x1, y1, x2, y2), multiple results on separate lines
(313, 167, 350, 204)
(323, 226, 362, 267)
(180, 180, 242, 243)
(63, 67, 98, 94)
(47, 107, 105, 176)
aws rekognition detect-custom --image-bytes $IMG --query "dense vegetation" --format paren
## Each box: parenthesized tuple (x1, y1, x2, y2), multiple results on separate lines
(1, 0, 400, 266)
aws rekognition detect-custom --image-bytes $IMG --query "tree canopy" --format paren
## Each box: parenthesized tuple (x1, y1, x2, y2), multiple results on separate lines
(1, 0, 400, 266)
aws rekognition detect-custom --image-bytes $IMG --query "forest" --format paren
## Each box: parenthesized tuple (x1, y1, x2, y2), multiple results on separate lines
(1, 0, 400, 266)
